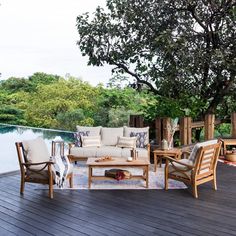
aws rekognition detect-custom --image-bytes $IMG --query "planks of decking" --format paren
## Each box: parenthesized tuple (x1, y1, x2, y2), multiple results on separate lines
(0, 163, 235, 236)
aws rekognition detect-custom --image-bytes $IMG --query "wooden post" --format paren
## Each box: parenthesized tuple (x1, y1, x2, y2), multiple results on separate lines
(137, 116, 144, 128)
(129, 115, 144, 127)
(129, 115, 135, 127)
(155, 118, 162, 146)
(204, 114, 215, 140)
(231, 112, 236, 138)
(162, 117, 171, 142)
(180, 117, 192, 145)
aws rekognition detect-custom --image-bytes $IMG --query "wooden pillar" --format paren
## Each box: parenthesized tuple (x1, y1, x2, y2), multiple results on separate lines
(155, 118, 162, 146)
(180, 117, 192, 145)
(137, 116, 144, 128)
(129, 115, 144, 127)
(129, 115, 135, 127)
(204, 114, 215, 140)
(231, 112, 236, 138)
(162, 117, 171, 142)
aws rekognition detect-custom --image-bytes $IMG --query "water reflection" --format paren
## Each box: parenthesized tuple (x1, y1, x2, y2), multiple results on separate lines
(0, 124, 74, 173)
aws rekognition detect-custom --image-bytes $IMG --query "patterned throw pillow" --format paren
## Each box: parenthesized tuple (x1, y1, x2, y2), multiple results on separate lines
(130, 132, 148, 148)
(74, 131, 90, 147)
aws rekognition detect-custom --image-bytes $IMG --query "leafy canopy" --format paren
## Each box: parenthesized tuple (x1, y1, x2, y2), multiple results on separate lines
(76, 0, 236, 116)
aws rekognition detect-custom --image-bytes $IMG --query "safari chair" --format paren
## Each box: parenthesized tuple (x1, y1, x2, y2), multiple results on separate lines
(164, 139, 222, 198)
(15, 137, 73, 199)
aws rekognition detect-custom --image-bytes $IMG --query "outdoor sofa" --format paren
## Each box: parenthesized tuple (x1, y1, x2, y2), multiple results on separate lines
(68, 126, 150, 162)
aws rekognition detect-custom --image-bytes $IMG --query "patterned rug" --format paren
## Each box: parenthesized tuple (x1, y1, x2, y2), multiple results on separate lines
(62, 163, 187, 190)
(218, 156, 236, 167)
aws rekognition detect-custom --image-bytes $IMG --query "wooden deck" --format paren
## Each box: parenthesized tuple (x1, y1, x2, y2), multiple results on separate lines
(0, 163, 235, 236)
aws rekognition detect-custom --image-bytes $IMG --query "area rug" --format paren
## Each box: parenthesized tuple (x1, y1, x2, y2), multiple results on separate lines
(61, 163, 187, 190)
(218, 156, 236, 167)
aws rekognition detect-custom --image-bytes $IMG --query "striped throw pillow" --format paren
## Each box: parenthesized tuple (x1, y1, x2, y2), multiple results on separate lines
(116, 136, 137, 148)
(81, 135, 101, 147)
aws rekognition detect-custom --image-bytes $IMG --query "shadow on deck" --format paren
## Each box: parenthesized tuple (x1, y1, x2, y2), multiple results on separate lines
(0, 163, 235, 236)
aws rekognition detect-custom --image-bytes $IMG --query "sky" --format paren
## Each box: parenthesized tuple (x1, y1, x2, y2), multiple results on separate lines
(0, 0, 114, 86)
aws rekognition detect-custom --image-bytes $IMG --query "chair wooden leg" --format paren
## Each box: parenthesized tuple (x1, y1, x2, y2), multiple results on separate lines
(164, 161, 169, 190)
(69, 174, 73, 188)
(49, 174, 53, 199)
(213, 176, 217, 190)
(20, 178, 25, 194)
(193, 184, 198, 198)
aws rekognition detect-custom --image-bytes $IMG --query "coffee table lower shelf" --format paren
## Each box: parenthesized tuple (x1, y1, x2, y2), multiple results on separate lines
(86, 158, 150, 189)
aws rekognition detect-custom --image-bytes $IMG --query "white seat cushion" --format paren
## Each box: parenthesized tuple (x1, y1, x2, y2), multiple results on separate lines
(96, 146, 122, 157)
(168, 159, 194, 179)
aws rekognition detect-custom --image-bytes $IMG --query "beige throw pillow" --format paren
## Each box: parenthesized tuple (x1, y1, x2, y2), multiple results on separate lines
(82, 135, 101, 147)
(116, 136, 137, 148)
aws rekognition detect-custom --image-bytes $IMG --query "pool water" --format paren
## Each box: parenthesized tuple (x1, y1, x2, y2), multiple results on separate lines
(0, 124, 74, 174)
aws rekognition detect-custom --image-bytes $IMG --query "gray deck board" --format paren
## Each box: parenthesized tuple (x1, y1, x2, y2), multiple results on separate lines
(0, 162, 235, 236)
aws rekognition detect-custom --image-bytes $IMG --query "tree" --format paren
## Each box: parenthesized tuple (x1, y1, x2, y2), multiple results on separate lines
(76, 0, 236, 117)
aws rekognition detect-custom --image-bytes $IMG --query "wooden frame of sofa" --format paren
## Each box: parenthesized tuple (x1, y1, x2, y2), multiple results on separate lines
(68, 143, 151, 163)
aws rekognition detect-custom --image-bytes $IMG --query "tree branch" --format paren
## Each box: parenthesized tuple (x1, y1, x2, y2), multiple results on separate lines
(109, 60, 158, 94)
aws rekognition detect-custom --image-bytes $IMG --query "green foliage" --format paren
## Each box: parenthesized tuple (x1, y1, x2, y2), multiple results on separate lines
(0, 105, 26, 125)
(56, 109, 94, 131)
(215, 123, 231, 138)
(76, 0, 236, 117)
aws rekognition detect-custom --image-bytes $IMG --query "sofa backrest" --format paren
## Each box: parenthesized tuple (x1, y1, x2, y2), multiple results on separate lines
(76, 126, 101, 136)
(101, 127, 123, 146)
(75, 125, 150, 148)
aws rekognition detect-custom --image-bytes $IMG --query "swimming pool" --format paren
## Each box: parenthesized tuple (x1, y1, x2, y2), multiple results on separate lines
(0, 124, 74, 174)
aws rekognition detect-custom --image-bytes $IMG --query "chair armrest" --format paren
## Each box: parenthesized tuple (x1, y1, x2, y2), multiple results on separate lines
(22, 161, 54, 166)
(164, 156, 194, 169)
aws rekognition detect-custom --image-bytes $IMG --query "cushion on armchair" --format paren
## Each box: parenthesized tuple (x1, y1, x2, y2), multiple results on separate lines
(22, 137, 50, 168)
(188, 139, 218, 163)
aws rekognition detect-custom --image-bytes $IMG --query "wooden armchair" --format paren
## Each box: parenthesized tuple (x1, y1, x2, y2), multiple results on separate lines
(15, 138, 73, 199)
(164, 140, 222, 198)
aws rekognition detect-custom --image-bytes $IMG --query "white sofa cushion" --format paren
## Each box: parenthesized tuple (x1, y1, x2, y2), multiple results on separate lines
(117, 136, 137, 148)
(188, 139, 218, 163)
(76, 126, 101, 136)
(124, 126, 149, 147)
(70, 146, 98, 157)
(101, 127, 123, 146)
(82, 135, 101, 147)
(96, 146, 122, 157)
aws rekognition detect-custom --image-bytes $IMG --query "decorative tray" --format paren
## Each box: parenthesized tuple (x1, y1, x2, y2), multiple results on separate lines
(95, 156, 114, 162)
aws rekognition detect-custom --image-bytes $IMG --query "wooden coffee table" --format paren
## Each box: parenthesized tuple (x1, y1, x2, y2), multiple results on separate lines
(86, 158, 150, 189)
